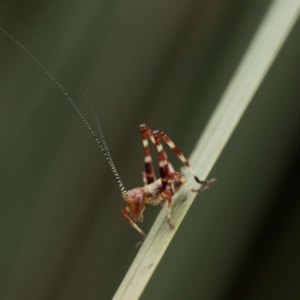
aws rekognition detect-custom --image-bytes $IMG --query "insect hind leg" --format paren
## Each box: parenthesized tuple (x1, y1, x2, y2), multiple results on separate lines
(154, 130, 216, 188)
(140, 124, 156, 185)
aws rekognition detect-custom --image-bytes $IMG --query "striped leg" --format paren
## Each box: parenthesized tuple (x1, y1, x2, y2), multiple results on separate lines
(140, 124, 174, 187)
(140, 124, 156, 185)
(152, 130, 171, 190)
(155, 130, 215, 186)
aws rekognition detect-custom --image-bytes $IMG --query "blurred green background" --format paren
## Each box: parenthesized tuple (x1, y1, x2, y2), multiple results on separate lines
(1, 0, 300, 299)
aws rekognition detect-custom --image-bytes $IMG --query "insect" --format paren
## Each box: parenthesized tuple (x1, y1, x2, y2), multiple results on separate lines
(122, 124, 215, 241)
(1, 26, 215, 244)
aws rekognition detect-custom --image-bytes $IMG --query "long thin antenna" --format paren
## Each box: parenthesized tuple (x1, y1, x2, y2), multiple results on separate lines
(84, 91, 126, 193)
(0, 26, 127, 196)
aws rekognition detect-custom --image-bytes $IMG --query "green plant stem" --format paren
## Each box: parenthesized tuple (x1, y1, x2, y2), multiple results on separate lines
(113, 1, 300, 299)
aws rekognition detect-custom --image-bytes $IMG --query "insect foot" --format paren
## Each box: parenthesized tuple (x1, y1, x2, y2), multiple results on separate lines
(189, 177, 217, 193)
(200, 177, 217, 191)
(136, 230, 147, 247)
(167, 219, 175, 230)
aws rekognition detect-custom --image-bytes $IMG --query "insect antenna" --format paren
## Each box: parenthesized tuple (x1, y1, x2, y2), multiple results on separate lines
(0, 26, 127, 196)
(84, 93, 127, 194)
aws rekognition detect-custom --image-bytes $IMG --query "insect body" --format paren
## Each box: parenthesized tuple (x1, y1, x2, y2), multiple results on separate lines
(1, 26, 215, 244)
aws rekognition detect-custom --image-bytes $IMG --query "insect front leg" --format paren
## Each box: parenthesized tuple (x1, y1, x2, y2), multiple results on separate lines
(121, 207, 146, 241)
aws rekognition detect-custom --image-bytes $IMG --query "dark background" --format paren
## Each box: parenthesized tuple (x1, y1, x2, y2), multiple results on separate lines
(1, 0, 300, 299)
